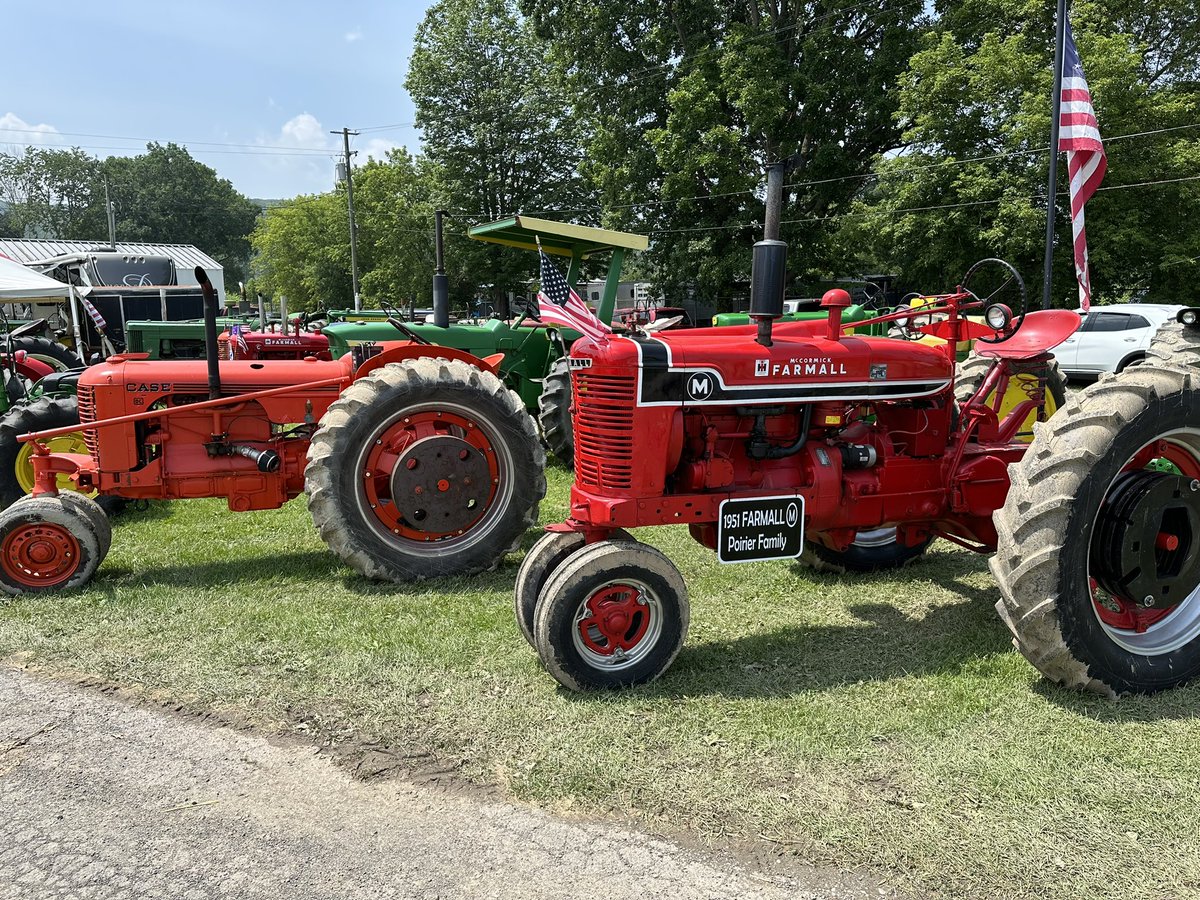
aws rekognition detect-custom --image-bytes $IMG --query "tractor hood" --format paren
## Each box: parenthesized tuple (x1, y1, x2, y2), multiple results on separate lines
(573, 322, 954, 408)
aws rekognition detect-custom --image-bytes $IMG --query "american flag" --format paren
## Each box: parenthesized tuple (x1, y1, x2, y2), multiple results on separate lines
(537, 244, 611, 344)
(1059, 17, 1106, 312)
(230, 324, 250, 356)
(79, 294, 106, 332)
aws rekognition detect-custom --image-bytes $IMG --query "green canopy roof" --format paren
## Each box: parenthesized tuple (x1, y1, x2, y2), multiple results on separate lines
(467, 215, 648, 258)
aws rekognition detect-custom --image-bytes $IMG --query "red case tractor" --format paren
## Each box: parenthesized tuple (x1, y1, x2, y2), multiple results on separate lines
(0, 268, 545, 593)
(517, 164, 1200, 698)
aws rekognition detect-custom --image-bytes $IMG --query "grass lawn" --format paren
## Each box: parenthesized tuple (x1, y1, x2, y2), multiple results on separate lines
(2, 464, 1198, 899)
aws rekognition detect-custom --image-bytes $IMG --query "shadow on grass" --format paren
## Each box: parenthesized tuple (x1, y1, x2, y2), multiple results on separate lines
(1029, 670, 1200, 723)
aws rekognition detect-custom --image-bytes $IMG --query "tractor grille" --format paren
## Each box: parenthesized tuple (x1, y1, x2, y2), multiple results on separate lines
(573, 371, 636, 491)
(76, 385, 98, 457)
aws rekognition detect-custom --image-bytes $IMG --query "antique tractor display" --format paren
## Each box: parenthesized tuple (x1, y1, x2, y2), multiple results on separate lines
(322, 214, 649, 466)
(513, 159, 1200, 697)
(0, 269, 545, 594)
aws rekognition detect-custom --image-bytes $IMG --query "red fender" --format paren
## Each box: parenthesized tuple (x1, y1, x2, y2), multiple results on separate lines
(350, 341, 505, 380)
(11, 354, 55, 382)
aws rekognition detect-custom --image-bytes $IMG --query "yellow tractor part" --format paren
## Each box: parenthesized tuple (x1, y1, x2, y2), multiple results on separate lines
(15, 432, 93, 495)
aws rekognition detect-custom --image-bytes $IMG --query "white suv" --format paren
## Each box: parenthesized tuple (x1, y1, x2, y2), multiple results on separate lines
(1055, 303, 1184, 377)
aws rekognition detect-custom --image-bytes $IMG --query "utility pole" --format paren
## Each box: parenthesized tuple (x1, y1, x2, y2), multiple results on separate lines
(333, 127, 362, 311)
(1041, 0, 1068, 310)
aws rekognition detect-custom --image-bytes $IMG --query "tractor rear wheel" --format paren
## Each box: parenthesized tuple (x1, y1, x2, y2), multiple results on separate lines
(0, 495, 101, 595)
(307, 358, 545, 581)
(12, 336, 77, 372)
(514, 528, 634, 647)
(991, 364, 1200, 695)
(954, 351, 1067, 442)
(533, 541, 689, 691)
(1146, 319, 1200, 369)
(800, 528, 934, 574)
(537, 356, 574, 466)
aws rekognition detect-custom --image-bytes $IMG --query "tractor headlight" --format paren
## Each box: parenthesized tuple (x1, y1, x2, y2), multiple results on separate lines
(984, 303, 1013, 331)
(1180, 309, 1199, 327)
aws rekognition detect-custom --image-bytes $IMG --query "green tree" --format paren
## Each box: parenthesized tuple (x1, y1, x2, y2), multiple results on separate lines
(521, 0, 932, 307)
(834, 0, 1200, 304)
(406, 0, 591, 311)
(250, 191, 350, 312)
(0, 147, 105, 239)
(102, 143, 261, 284)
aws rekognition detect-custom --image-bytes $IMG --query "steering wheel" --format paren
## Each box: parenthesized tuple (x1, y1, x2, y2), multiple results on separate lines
(961, 258, 1027, 343)
(387, 317, 432, 345)
(512, 301, 542, 329)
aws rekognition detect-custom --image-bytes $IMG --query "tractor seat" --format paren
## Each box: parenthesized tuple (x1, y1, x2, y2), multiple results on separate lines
(972, 309, 1081, 360)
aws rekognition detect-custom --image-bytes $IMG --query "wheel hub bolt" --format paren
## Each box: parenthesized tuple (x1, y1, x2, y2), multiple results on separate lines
(1191, 479, 1200, 493)
(1142, 595, 1155, 608)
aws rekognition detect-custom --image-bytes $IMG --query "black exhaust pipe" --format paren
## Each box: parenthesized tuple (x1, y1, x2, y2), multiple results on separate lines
(751, 160, 789, 348)
(195, 266, 222, 399)
(432, 209, 449, 328)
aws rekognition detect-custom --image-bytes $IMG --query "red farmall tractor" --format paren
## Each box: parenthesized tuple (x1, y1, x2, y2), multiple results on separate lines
(517, 169, 1200, 698)
(0, 269, 545, 594)
(218, 315, 332, 362)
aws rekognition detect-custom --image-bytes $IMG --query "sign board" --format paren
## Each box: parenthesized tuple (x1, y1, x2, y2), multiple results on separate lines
(717, 494, 805, 564)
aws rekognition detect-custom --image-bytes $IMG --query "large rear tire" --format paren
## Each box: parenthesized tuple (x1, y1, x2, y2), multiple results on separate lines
(307, 358, 545, 581)
(954, 351, 1067, 442)
(537, 356, 573, 466)
(991, 364, 1200, 695)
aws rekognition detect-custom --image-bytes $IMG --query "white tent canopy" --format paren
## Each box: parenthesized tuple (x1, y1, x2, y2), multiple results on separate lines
(0, 254, 70, 302)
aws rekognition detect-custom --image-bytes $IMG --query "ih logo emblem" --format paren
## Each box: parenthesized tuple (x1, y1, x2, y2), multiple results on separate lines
(754, 359, 769, 377)
(686, 372, 714, 400)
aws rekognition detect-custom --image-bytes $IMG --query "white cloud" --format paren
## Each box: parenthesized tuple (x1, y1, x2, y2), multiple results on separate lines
(344, 28, 363, 42)
(0, 112, 64, 149)
(363, 137, 400, 160)
(278, 112, 332, 150)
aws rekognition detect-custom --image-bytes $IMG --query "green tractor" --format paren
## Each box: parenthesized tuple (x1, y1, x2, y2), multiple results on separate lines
(322, 215, 649, 465)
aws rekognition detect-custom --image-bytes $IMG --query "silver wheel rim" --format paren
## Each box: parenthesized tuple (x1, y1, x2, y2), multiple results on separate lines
(571, 577, 663, 671)
(852, 527, 898, 549)
(350, 400, 516, 554)
(1089, 429, 1200, 656)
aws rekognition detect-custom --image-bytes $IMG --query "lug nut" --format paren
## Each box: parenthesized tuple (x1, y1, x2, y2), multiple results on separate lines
(1142, 595, 1155, 608)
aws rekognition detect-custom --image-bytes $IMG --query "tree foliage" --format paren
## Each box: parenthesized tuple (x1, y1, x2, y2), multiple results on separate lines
(407, 0, 591, 308)
(0, 143, 260, 284)
(521, 0, 931, 306)
(833, 0, 1200, 304)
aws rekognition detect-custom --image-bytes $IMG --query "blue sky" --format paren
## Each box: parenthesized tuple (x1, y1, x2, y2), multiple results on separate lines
(1, 0, 427, 199)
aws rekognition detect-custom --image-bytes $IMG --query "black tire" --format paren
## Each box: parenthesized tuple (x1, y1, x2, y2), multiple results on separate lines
(537, 356, 573, 466)
(1146, 320, 1200, 369)
(514, 528, 635, 647)
(0, 495, 101, 595)
(58, 492, 111, 561)
(991, 364, 1200, 695)
(800, 527, 934, 574)
(12, 336, 79, 372)
(306, 357, 546, 581)
(954, 351, 1068, 442)
(533, 541, 689, 691)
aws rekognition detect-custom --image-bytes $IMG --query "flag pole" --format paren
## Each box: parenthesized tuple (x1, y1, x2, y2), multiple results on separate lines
(1041, 0, 1068, 310)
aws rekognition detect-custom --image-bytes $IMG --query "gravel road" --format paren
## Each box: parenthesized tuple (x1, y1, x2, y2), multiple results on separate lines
(0, 667, 891, 900)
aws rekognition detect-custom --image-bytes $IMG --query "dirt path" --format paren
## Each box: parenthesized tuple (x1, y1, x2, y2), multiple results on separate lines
(0, 668, 888, 900)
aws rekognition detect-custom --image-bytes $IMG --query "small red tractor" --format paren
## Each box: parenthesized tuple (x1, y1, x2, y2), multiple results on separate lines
(218, 315, 332, 362)
(517, 165, 1200, 698)
(0, 269, 545, 594)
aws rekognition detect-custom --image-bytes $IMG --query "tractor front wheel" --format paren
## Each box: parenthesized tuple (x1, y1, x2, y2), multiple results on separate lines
(533, 541, 689, 691)
(306, 358, 545, 581)
(0, 495, 102, 595)
(991, 364, 1200, 695)
(514, 529, 635, 647)
(537, 356, 574, 466)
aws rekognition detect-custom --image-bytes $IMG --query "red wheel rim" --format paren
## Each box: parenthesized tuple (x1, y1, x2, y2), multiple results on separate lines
(2, 521, 82, 588)
(573, 581, 661, 667)
(1092, 437, 1200, 635)
(361, 409, 501, 542)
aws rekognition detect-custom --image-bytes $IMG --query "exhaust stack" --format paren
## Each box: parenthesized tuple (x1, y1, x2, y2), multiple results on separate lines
(432, 209, 449, 328)
(751, 160, 790, 348)
(195, 266, 222, 400)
